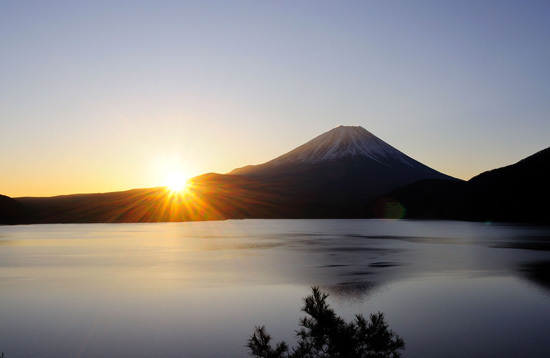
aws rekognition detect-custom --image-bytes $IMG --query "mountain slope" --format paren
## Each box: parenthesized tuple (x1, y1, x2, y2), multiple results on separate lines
(376, 146, 550, 223)
(455, 146, 550, 222)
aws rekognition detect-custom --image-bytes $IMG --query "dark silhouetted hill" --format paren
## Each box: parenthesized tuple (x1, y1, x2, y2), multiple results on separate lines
(0, 195, 29, 224)
(375, 147, 550, 223)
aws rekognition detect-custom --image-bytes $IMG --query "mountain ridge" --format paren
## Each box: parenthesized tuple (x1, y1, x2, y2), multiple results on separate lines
(3, 126, 546, 224)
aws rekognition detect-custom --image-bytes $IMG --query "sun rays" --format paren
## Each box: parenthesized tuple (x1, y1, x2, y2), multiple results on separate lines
(165, 172, 191, 194)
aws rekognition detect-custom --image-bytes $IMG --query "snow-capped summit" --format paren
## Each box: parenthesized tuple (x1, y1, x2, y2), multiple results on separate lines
(230, 125, 440, 176)
(268, 125, 417, 166)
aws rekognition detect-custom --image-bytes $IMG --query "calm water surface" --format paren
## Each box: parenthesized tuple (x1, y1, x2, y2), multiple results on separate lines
(1, 220, 549, 357)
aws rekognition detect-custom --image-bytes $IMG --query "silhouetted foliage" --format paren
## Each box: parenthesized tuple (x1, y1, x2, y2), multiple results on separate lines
(247, 287, 404, 358)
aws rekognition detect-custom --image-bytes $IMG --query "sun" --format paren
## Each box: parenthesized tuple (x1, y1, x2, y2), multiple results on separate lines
(165, 172, 190, 193)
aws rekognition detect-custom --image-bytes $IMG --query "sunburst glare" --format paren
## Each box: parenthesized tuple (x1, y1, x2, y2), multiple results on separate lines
(165, 172, 190, 193)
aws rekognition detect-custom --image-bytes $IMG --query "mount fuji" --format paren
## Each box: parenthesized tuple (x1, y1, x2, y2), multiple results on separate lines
(229, 126, 456, 215)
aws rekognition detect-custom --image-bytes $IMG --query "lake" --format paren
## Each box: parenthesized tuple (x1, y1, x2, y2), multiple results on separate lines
(1, 219, 549, 357)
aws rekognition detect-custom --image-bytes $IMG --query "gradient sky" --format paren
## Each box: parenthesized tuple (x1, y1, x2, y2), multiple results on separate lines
(2, 1, 549, 197)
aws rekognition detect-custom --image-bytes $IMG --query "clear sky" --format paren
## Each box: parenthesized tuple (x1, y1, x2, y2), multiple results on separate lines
(2, 1, 549, 197)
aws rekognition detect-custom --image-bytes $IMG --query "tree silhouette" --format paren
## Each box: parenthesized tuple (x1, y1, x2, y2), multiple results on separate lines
(247, 286, 404, 358)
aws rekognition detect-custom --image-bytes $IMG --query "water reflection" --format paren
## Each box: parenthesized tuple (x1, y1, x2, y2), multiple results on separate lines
(326, 281, 378, 299)
(518, 260, 550, 293)
(0, 220, 549, 358)
(491, 239, 550, 251)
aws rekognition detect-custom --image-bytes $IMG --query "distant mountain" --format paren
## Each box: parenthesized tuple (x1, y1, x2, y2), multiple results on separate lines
(230, 126, 457, 216)
(375, 146, 550, 223)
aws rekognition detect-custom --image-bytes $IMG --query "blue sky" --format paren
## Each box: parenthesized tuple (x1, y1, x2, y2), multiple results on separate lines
(2, 1, 549, 196)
